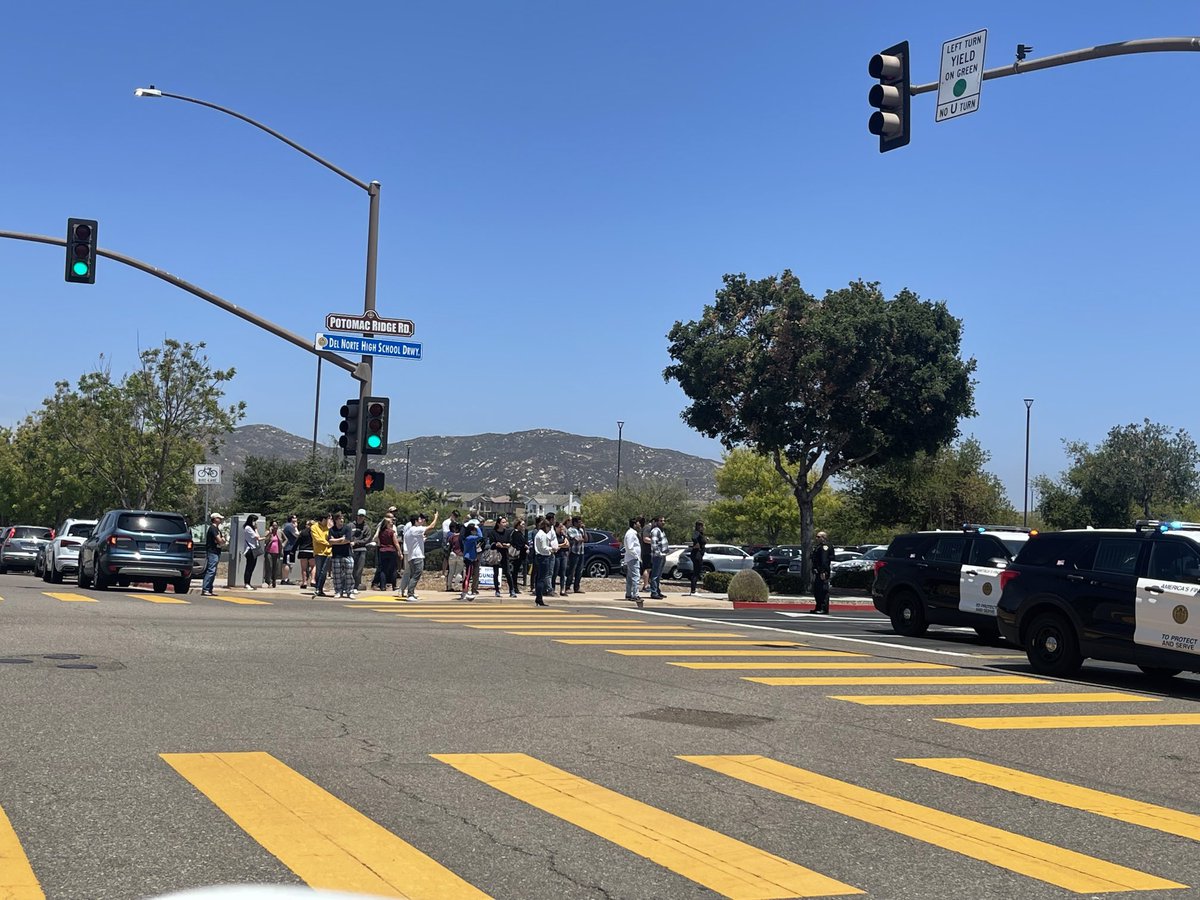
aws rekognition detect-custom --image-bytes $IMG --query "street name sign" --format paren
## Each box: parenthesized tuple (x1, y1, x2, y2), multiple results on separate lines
(325, 310, 415, 337)
(315, 332, 423, 361)
(194, 464, 222, 485)
(936, 29, 987, 122)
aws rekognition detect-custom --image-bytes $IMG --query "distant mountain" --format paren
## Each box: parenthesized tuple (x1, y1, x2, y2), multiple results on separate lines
(204, 425, 719, 503)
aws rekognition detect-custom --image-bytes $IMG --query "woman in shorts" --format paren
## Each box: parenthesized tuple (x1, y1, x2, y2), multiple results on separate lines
(295, 519, 315, 589)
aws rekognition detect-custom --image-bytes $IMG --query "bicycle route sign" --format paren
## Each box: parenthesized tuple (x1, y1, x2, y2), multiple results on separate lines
(193, 464, 222, 485)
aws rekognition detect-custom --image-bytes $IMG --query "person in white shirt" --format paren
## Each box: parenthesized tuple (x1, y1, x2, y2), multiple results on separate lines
(398, 511, 439, 600)
(623, 518, 643, 607)
(532, 519, 555, 607)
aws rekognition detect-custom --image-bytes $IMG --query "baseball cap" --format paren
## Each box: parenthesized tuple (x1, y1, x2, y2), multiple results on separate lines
(210, 512, 223, 521)
(357, 508, 367, 515)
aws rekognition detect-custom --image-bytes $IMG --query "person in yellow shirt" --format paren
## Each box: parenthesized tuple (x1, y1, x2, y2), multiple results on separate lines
(311, 513, 334, 597)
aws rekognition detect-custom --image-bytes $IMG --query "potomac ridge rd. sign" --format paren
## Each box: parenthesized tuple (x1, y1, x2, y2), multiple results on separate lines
(325, 310, 415, 337)
(936, 28, 987, 122)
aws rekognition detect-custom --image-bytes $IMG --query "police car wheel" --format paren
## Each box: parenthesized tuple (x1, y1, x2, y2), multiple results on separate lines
(1026, 612, 1081, 677)
(1137, 665, 1182, 681)
(888, 591, 927, 637)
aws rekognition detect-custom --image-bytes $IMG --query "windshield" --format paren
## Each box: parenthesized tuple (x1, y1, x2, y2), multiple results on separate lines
(116, 514, 188, 535)
(66, 522, 95, 538)
(999, 537, 1028, 557)
(9, 526, 51, 540)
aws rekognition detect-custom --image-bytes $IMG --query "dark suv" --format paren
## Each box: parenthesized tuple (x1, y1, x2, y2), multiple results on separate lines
(871, 524, 1032, 639)
(78, 510, 194, 594)
(997, 520, 1200, 680)
(753, 545, 804, 578)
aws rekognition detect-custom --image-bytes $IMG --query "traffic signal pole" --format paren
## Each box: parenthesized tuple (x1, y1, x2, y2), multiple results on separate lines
(909, 36, 1200, 95)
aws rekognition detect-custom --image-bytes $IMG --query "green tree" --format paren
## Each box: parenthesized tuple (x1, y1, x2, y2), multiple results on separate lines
(704, 449, 799, 545)
(581, 481, 699, 537)
(665, 273, 975, 587)
(1036, 420, 1199, 527)
(844, 438, 1015, 531)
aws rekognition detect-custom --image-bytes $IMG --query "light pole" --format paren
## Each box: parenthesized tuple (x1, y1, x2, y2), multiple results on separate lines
(615, 421, 624, 491)
(1024, 398, 1034, 526)
(405, 444, 411, 493)
(134, 85, 380, 512)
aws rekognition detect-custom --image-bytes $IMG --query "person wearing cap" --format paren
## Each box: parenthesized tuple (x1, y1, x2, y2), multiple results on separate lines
(201, 513, 226, 596)
(351, 508, 371, 593)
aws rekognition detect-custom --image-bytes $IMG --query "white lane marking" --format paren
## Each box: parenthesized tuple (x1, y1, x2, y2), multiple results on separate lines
(599, 607, 986, 658)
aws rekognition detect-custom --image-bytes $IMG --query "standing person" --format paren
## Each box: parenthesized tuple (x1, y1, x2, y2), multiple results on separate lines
(329, 512, 354, 599)
(242, 515, 261, 590)
(686, 521, 706, 596)
(811, 530, 832, 614)
(441, 510, 460, 576)
(623, 518, 643, 607)
(369, 512, 395, 590)
(201, 512, 225, 596)
(399, 511, 440, 601)
(566, 516, 587, 594)
(640, 516, 654, 592)
(445, 522, 464, 593)
(649, 515, 668, 600)
(532, 518, 554, 606)
(295, 519, 314, 589)
(375, 518, 400, 590)
(311, 514, 333, 597)
(488, 516, 517, 598)
(552, 522, 570, 596)
(281, 514, 299, 585)
(464, 510, 484, 596)
(351, 509, 371, 593)
(461, 522, 483, 601)
(509, 519, 527, 594)
(263, 520, 283, 588)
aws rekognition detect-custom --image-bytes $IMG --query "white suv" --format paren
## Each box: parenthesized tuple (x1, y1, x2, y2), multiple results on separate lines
(41, 518, 98, 584)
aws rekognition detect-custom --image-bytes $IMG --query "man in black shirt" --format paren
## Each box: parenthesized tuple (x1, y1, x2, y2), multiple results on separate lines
(329, 512, 354, 599)
(811, 530, 832, 614)
(201, 512, 226, 596)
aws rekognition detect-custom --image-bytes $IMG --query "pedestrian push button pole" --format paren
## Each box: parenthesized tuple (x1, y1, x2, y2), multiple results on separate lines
(65, 218, 98, 283)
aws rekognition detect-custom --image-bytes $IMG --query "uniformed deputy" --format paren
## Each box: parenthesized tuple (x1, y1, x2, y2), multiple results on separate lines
(811, 530, 832, 614)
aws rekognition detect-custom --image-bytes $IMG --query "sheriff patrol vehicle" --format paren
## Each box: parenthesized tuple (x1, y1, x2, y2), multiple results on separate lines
(996, 520, 1200, 679)
(871, 524, 1033, 639)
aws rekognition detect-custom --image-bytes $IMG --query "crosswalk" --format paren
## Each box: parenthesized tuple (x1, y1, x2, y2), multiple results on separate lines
(3, 749, 1196, 897)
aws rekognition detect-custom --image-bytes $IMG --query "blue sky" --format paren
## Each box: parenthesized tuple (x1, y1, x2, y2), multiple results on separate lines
(2, 2, 1196, 508)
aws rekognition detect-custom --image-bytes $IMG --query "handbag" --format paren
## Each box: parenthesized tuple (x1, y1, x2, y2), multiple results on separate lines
(507, 544, 522, 560)
(481, 548, 503, 566)
(250, 544, 264, 558)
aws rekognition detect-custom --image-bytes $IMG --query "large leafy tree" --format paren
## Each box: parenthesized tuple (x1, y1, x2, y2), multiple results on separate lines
(1036, 419, 1199, 527)
(581, 481, 699, 537)
(665, 272, 975, 586)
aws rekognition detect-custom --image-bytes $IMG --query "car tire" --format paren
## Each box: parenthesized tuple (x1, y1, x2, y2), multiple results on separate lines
(888, 590, 928, 637)
(49, 561, 63, 584)
(152, 580, 168, 593)
(173, 578, 191, 595)
(585, 559, 610, 579)
(0, 563, 7, 575)
(93, 563, 109, 591)
(668, 566, 682, 580)
(702, 563, 715, 573)
(77, 560, 92, 589)
(1025, 611, 1082, 677)
(1137, 665, 1182, 681)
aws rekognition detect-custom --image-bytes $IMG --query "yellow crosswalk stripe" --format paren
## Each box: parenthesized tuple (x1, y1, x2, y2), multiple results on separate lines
(901, 757, 1200, 841)
(468, 624, 702, 630)
(508, 631, 741, 637)
(386, 614, 624, 620)
(939, 713, 1200, 730)
(671, 662, 952, 670)
(745, 675, 1049, 686)
(0, 803, 45, 899)
(612, 650, 866, 658)
(211, 595, 272, 606)
(126, 593, 189, 604)
(559, 640, 803, 646)
(42, 592, 97, 603)
(433, 753, 860, 898)
(681, 755, 1184, 893)
(836, 692, 1159, 706)
(161, 751, 490, 899)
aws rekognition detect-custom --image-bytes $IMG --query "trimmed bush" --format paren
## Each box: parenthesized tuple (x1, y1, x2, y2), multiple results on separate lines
(702, 571, 734, 594)
(727, 569, 770, 602)
(831, 568, 874, 590)
(767, 574, 807, 597)
(424, 548, 446, 571)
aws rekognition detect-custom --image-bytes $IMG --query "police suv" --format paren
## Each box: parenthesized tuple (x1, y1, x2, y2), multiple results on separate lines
(996, 520, 1200, 679)
(871, 524, 1033, 639)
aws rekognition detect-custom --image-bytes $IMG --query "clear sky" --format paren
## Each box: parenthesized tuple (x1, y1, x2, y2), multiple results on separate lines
(2, 2, 1196, 507)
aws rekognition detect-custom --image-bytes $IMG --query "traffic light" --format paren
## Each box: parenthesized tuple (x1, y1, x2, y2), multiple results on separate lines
(363, 469, 385, 493)
(338, 400, 360, 457)
(361, 396, 389, 455)
(868, 41, 911, 153)
(65, 218, 98, 283)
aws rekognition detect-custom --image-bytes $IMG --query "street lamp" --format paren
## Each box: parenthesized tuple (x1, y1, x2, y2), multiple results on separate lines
(134, 84, 381, 512)
(616, 421, 625, 491)
(405, 444, 411, 493)
(1024, 398, 1034, 526)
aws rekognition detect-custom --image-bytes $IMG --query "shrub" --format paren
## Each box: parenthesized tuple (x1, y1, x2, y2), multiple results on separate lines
(831, 568, 874, 590)
(767, 574, 807, 597)
(424, 548, 445, 571)
(727, 569, 770, 602)
(702, 571, 734, 593)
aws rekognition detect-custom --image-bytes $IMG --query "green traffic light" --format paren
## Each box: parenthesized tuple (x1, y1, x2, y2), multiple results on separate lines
(72, 261, 90, 276)
(366, 434, 382, 450)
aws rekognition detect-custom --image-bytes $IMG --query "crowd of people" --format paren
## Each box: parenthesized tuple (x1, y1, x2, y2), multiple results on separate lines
(199, 507, 719, 606)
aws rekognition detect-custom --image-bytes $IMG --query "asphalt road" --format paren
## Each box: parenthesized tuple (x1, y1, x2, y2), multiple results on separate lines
(3, 571, 1200, 900)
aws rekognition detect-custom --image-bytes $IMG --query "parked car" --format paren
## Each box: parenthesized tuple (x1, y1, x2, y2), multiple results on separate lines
(788, 549, 864, 574)
(663, 545, 691, 580)
(77, 510, 194, 594)
(521, 527, 622, 578)
(753, 545, 805, 578)
(833, 544, 887, 573)
(678, 544, 754, 575)
(39, 518, 97, 583)
(0, 525, 54, 574)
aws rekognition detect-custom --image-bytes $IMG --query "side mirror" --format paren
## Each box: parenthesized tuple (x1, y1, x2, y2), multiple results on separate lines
(988, 558, 1009, 569)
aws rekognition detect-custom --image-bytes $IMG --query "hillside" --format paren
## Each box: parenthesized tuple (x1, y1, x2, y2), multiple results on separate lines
(204, 425, 720, 503)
